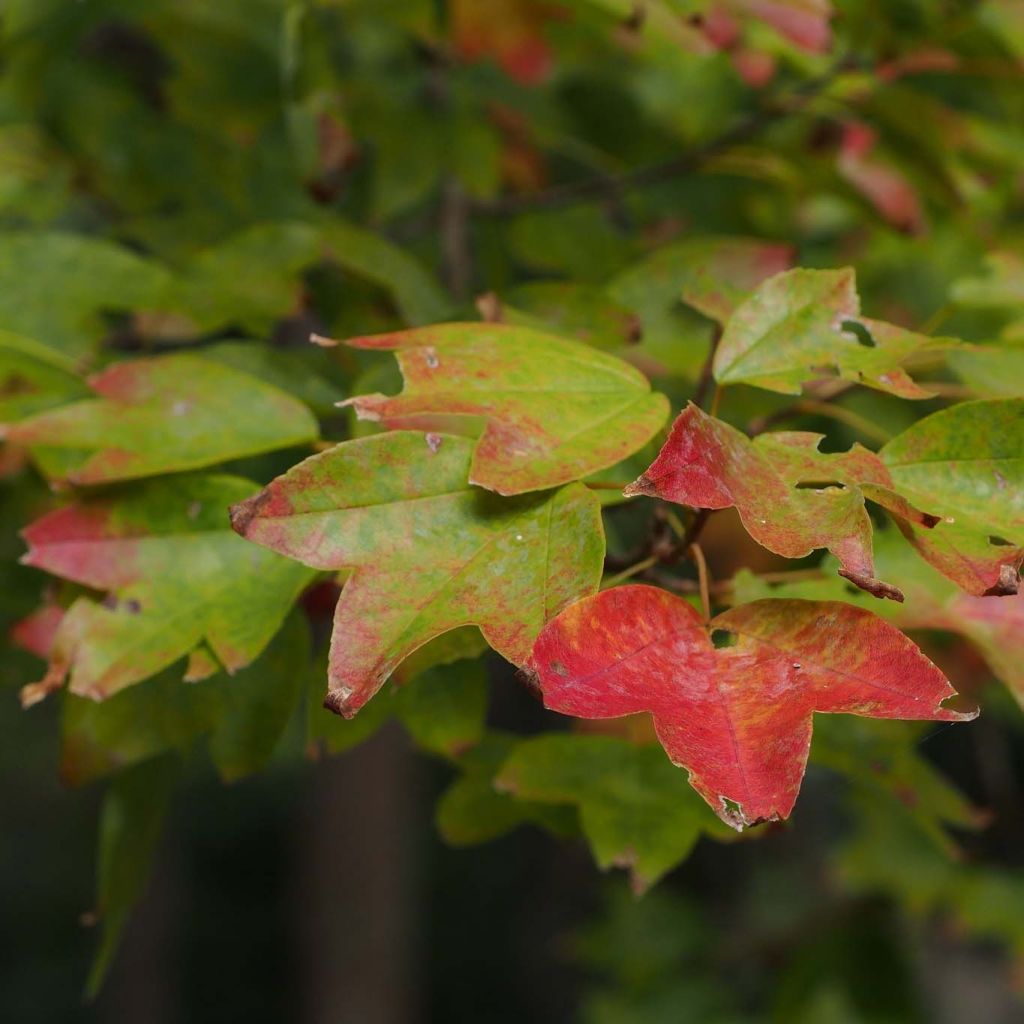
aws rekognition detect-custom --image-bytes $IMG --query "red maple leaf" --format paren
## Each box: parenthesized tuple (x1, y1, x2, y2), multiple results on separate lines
(527, 585, 975, 829)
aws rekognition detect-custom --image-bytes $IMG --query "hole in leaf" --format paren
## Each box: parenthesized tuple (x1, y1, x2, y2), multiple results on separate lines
(795, 479, 846, 490)
(841, 319, 876, 347)
(989, 535, 1013, 547)
(710, 629, 736, 649)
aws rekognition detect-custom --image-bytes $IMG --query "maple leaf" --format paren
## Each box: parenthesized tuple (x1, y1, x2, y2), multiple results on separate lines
(527, 584, 975, 829)
(712, 267, 963, 397)
(230, 430, 604, 716)
(7, 353, 318, 485)
(19, 476, 314, 704)
(331, 322, 669, 495)
(626, 403, 1021, 598)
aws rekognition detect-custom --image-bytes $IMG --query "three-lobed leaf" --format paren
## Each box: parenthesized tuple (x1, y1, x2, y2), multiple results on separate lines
(527, 584, 974, 829)
(712, 267, 962, 397)
(231, 431, 605, 716)
(333, 322, 669, 495)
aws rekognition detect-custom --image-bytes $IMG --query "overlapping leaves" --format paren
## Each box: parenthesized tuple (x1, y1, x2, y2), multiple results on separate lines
(627, 401, 1023, 599)
(20, 475, 314, 703)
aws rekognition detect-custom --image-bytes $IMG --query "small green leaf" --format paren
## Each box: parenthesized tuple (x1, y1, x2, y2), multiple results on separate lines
(496, 734, 728, 891)
(85, 754, 179, 998)
(395, 658, 488, 758)
(436, 733, 576, 846)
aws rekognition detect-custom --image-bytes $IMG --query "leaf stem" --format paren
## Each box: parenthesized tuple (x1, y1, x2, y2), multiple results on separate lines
(586, 480, 633, 491)
(602, 554, 659, 590)
(689, 543, 711, 623)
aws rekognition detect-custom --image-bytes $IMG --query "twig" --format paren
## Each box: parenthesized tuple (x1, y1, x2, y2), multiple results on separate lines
(470, 58, 857, 217)
(691, 324, 722, 410)
(586, 480, 634, 491)
(440, 177, 471, 299)
(602, 555, 659, 590)
(689, 543, 711, 622)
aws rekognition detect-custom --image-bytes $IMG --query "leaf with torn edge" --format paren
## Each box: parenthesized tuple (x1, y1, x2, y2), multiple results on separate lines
(230, 431, 604, 716)
(712, 267, 963, 397)
(625, 403, 1022, 600)
(8, 353, 318, 484)
(527, 585, 975, 829)
(330, 322, 669, 495)
(20, 475, 314, 703)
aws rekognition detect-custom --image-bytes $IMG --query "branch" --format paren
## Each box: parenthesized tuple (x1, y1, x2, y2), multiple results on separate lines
(471, 58, 858, 217)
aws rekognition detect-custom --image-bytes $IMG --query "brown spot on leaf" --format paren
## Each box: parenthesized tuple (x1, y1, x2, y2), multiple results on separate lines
(983, 564, 1020, 597)
(323, 687, 358, 719)
(622, 474, 656, 498)
(228, 488, 272, 536)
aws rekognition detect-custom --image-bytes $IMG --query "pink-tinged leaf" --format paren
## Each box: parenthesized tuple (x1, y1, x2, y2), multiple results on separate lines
(730, 0, 833, 53)
(230, 431, 604, 717)
(7, 354, 318, 485)
(19, 476, 313, 702)
(451, 0, 560, 84)
(626, 404, 1020, 598)
(10, 601, 64, 660)
(712, 267, 963, 397)
(337, 323, 668, 495)
(837, 122, 924, 234)
(527, 585, 975, 829)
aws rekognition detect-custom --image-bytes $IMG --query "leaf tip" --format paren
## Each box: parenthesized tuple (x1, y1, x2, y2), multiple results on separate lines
(622, 474, 656, 498)
(323, 686, 359, 719)
(309, 333, 339, 348)
(228, 489, 271, 536)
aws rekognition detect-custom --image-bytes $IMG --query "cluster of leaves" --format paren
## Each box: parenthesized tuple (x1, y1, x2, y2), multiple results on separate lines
(3, 0, 1024, 999)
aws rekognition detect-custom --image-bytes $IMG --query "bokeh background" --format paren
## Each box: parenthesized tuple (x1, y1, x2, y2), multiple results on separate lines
(3, 2, 1024, 1021)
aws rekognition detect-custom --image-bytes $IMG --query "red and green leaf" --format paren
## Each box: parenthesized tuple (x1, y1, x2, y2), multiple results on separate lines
(8, 353, 318, 485)
(230, 430, 605, 716)
(333, 322, 669, 495)
(626, 403, 1021, 598)
(20, 475, 314, 702)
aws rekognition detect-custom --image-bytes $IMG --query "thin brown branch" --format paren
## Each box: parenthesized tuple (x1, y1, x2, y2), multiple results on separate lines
(689, 543, 711, 622)
(471, 58, 858, 218)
